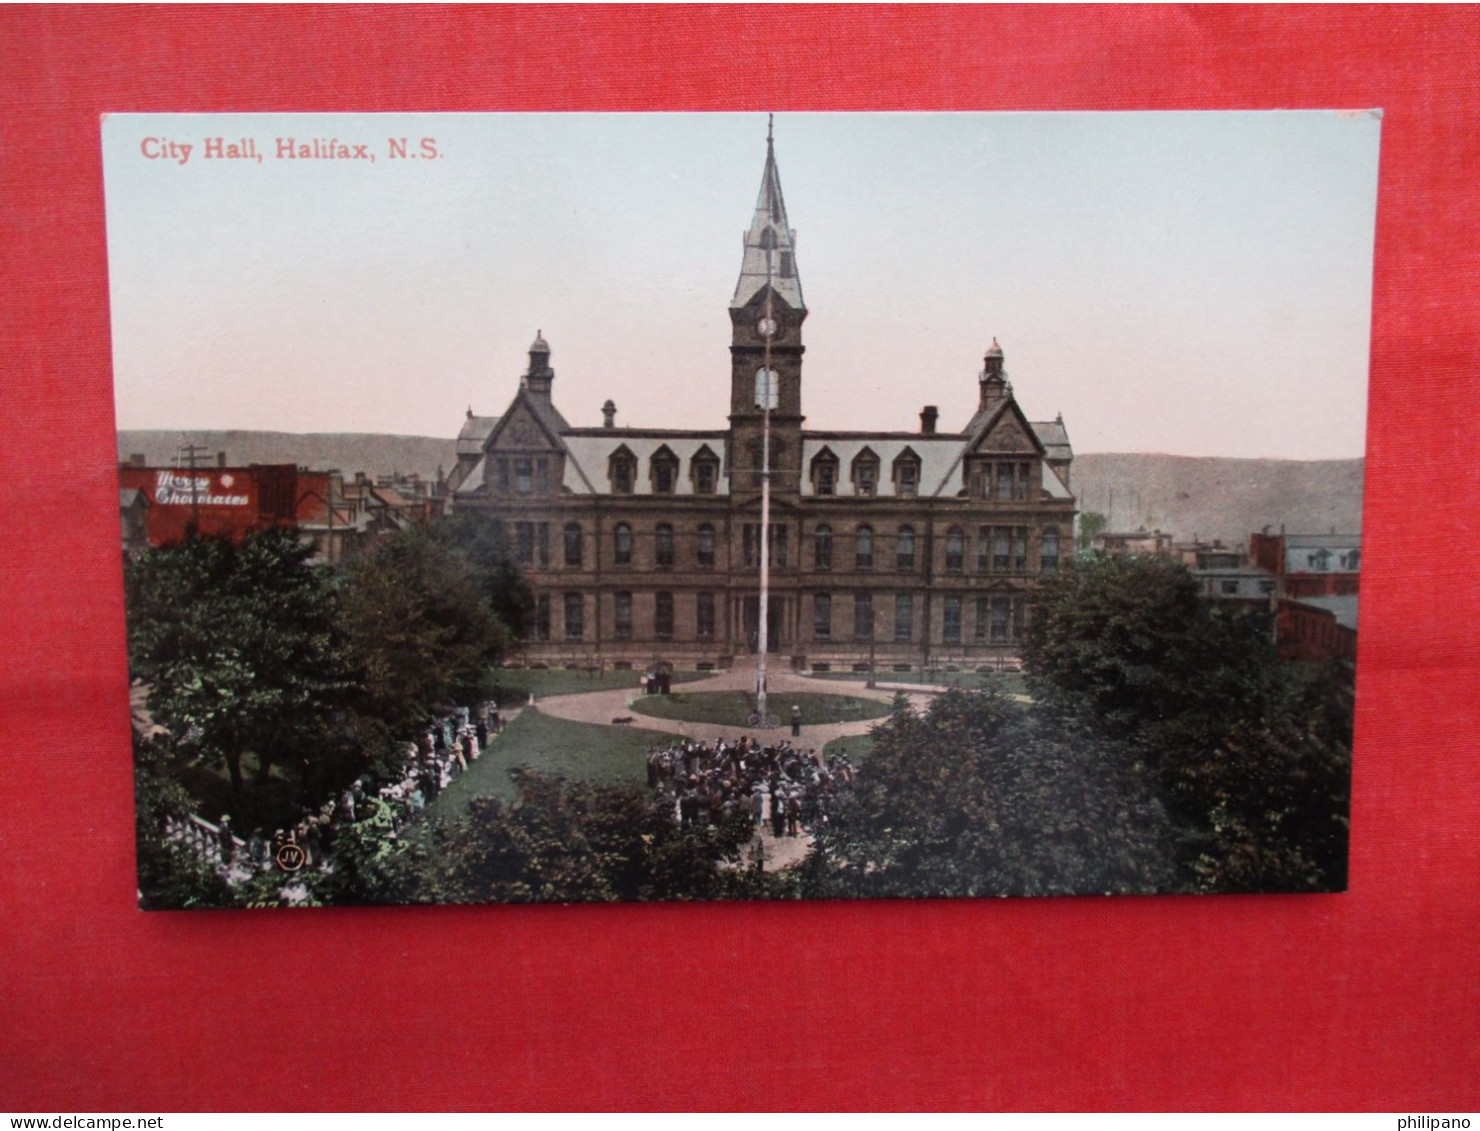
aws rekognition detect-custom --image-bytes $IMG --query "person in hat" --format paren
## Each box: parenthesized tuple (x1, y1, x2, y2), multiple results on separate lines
(217, 816, 235, 866)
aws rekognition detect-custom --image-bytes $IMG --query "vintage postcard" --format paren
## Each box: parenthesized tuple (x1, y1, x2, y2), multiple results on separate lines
(104, 112, 1378, 907)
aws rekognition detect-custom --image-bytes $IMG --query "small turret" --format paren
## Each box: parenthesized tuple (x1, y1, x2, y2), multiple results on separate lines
(524, 330, 554, 400)
(979, 338, 1009, 410)
(602, 399, 617, 428)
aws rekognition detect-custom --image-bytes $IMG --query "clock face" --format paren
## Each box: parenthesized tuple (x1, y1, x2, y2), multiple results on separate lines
(756, 318, 778, 339)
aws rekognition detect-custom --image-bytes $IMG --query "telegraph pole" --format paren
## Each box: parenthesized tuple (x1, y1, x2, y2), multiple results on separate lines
(177, 438, 210, 536)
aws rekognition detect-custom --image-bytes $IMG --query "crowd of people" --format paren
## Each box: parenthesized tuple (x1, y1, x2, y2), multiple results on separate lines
(202, 705, 505, 881)
(644, 735, 857, 862)
(187, 690, 866, 885)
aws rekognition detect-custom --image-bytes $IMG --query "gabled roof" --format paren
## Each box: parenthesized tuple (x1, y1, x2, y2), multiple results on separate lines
(484, 388, 569, 454)
(525, 393, 570, 435)
(1032, 418, 1073, 461)
(964, 397, 1048, 458)
(456, 414, 499, 456)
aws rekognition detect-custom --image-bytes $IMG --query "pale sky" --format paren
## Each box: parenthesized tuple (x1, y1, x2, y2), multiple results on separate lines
(103, 111, 1380, 458)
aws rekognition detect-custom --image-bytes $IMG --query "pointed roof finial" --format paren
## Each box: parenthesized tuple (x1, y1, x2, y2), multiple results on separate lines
(767, 112, 774, 148)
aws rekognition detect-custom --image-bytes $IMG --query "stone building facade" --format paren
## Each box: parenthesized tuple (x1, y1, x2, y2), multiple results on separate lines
(447, 132, 1076, 672)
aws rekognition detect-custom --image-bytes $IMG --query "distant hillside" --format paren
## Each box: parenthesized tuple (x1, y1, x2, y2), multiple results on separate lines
(118, 431, 1364, 545)
(117, 431, 458, 483)
(1073, 453, 1364, 546)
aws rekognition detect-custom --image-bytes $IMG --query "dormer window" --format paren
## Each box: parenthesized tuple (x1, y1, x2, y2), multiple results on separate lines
(811, 449, 839, 496)
(852, 449, 880, 497)
(609, 447, 636, 495)
(651, 446, 679, 495)
(691, 446, 720, 495)
(893, 450, 921, 498)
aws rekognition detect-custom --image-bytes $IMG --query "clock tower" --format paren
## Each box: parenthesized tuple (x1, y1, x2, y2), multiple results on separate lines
(729, 120, 806, 497)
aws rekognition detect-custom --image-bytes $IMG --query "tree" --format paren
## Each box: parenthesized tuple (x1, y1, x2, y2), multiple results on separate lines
(1020, 553, 1353, 892)
(1077, 510, 1108, 550)
(430, 510, 535, 639)
(132, 731, 238, 910)
(418, 769, 760, 904)
(805, 690, 1180, 899)
(337, 525, 510, 732)
(126, 529, 352, 794)
(1020, 554, 1277, 749)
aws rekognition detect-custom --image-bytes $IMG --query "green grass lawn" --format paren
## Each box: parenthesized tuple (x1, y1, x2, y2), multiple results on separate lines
(811, 669, 1029, 697)
(421, 707, 671, 821)
(491, 666, 707, 703)
(629, 690, 891, 728)
(821, 733, 874, 763)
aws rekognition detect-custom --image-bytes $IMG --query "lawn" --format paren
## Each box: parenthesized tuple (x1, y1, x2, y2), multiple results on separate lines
(810, 669, 1030, 697)
(821, 733, 874, 763)
(422, 707, 671, 821)
(629, 690, 891, 728)
(491, 666, 707, 703)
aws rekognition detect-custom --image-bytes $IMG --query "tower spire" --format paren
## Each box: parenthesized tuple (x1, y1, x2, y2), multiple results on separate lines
(731, 116, 804, 312)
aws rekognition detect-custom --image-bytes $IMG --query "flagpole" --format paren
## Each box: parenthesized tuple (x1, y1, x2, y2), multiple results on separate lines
(757, 235, 773, 722)
(756, 116, 776, 723)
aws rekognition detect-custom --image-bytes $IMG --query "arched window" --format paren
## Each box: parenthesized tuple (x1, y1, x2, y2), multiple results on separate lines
(697, 523, 716, 568)
(1042, 526, 1060, 575)
(613, 522, 633, 567)
(856, 524, 874, 570)
(945, 526, 965, 573)
(563, 522, 582, 567)
(655, 523, 674, 569)
(896, 525, 916, 572)
(814, 524, 833, 571)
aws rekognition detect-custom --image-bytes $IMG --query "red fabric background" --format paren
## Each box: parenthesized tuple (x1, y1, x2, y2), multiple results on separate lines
(2, 5, 1476, 1111)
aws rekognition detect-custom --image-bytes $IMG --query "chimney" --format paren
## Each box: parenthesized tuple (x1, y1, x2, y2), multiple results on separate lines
(128, 453, 146, 467)
(217, 451, 227, 468)
(602, 399, 617, 429)
(919, 406, 938, 435)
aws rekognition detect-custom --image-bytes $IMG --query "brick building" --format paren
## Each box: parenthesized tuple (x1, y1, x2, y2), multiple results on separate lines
(447, 131, 1076, 671)
(118, 457, 440, 559)
(1250, 530, 1361, 599)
